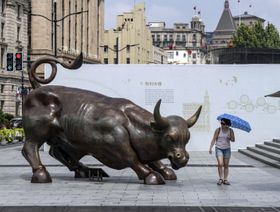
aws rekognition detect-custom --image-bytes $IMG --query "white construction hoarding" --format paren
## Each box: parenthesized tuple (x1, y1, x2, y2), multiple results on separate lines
(45, 64, 280, 151)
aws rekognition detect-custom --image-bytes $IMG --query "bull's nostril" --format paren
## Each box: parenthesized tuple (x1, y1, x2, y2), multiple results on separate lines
(176, 153, 181, 158)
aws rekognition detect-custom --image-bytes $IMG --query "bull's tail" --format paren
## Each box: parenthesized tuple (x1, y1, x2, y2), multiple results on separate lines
(29, 53, 83, 89)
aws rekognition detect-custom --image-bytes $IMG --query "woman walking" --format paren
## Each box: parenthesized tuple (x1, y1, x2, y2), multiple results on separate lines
(209, 118, 235, 185)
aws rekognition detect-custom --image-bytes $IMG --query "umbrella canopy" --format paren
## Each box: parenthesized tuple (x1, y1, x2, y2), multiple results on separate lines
(265, 91, 280, 98)
(217, 113, 251, 133)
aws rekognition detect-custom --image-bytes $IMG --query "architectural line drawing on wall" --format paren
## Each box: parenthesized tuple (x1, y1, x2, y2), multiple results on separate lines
(227, 95, 279, 114)
(183, 91, 210, 131)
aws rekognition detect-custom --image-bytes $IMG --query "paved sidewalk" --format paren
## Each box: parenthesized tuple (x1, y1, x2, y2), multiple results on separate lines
(0, 144, 279, 210)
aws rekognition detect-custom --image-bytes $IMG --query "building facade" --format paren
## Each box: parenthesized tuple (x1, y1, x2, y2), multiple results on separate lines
(149, 16, 206, 64)
(210, 1, 265, 49)
(153, 45, 167, 64)
(0, 0, 29, 116)
(30, 0, 104, 68)
(102, 3, 154, 64)
(211, 0, 236, 49)
(233, 11, 265, 28)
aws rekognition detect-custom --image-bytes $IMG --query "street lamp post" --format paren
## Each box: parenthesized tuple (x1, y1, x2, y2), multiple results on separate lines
(54, 0, 57, 57)
(116, 37, 119, 64)
(31, 1, 88, 58)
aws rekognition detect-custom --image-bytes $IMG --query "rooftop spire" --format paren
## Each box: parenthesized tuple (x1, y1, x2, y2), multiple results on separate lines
(225, 0, 229, 9)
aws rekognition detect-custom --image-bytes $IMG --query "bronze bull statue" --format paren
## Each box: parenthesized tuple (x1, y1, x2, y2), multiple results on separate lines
(22, 54, 202, 185)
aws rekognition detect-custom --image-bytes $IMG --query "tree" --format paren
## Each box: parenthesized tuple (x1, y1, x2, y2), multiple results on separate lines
(0, 110, 14, 128)
(232, 23, 255, 48)
(233, 21, 280, 49)
(252, 21, 266, 47)
(265, 23, 280, 48)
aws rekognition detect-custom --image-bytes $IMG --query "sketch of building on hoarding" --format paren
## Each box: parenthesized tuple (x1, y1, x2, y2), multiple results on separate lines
(182, 91, 210, 132)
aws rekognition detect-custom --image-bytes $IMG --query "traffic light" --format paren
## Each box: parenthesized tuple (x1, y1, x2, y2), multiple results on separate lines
(15, 53, 23, 71)
(6, 53, 13, 71)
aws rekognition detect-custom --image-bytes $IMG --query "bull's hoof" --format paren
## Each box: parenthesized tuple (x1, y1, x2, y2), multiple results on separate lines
(160, 167, 177, 180)
(31, 167, 52, 183)
(144, 172, 165, 185)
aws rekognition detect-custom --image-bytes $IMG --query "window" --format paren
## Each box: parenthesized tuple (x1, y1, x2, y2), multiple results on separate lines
(104, 58, 108, 64)
(192, 53, 196, 59)
(0, 48, 4, 68)
(169, 34, 173, 41)
(17, 4, 21, 19)
(152, 34, 155, 41)
(167, 52, 174, 59)
(183, 53, 186, 58)
(126, 58, 130, 64)
(0, 100, 4, 110)
(164, 34, 167, 40)
(104, 45, 108, 53)
(1, 22, 4, 39)
(1, 84, 4, 93)
(182, 35, 186, 41)
(17, 26, 20, 41)
(126, 45, 130, 53)
(176, 51, 179, 56)
(192, 34, 196, 41)
(156, 34, 160, 41)
(1, 0, 5, 14)
(176, 34, 180, 41)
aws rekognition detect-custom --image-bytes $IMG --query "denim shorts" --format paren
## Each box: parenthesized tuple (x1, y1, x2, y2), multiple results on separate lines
(215, 147, 231, 159)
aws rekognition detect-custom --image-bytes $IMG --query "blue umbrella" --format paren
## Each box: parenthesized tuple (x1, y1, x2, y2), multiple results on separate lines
(217, 113, 251, 133)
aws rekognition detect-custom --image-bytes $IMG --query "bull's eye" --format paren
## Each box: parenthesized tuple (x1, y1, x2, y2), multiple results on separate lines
(165, 135, 173, 142)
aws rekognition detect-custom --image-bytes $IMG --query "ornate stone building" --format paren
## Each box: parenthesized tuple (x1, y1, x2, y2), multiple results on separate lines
(149, 16, 206, 64)
(102, 3, 158, 64)
(233, 11, 265, 28)
(211, 0, 236, 49)
(30, 0, 104, 67)
(0, 0, 29, 116)
(210, 0, 265, 49)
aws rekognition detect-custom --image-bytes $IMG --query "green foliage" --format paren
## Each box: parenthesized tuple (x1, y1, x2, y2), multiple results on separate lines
(0, 128, 25, 143)
(233, 24, 255, 47)
(265, 23, 280, 48)
(0, 110, 14, 128)
(233, 21, 280, 49)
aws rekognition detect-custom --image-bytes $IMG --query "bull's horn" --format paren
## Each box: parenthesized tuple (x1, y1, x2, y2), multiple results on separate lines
(186, 105, 202, 128)
(153, 99, 169, 129)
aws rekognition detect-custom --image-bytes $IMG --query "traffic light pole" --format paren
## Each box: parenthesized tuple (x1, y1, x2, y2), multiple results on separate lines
(21, 68, 24, 116)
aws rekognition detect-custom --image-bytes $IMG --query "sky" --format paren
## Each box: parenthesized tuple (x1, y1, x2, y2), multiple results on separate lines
(104, 0, 280, 32)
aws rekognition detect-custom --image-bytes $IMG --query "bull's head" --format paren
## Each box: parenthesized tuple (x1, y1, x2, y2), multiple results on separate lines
(151, 100, 202, 170)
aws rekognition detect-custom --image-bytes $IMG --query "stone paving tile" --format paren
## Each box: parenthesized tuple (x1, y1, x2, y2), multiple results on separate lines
(0, 145, 280, 207)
